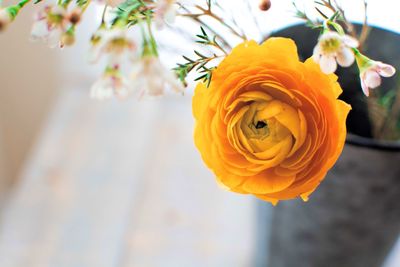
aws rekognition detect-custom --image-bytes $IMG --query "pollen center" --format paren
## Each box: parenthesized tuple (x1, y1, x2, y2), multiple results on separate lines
(255, 121, 267, 129)
(321, 37, 341, 54)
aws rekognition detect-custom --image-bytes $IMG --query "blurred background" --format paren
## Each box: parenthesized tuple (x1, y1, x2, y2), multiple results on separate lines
(0, 0, 399, 266)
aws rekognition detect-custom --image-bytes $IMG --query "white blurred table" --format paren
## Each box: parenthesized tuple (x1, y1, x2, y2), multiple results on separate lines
(0, 88, 256, 267)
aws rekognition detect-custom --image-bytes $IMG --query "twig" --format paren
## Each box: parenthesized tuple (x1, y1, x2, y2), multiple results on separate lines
(101, 4, 108, 24)
(244, 0, 263, 39)
(214, 0, 248, 40)
(332, 0, 357, 39)
(358, 0, 370, 50)
(178, 3, 247, 41)
(177, 4, 232, 49)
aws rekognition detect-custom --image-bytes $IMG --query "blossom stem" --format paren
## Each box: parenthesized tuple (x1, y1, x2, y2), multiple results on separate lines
(145, 11, 158, 56)
(244, 0, 263, 38)
(80, 0, 91, 12)
(213, 1, 248, 39)
(353, 48, 372, 71)
(195, 4, 247, 40)
(331, 0, 357, 39)
(178, 4, 232, 49)
(101, 4, 108, 24)
(358, 0, 370, 50)
(178, 3, 246, 42)
(59, 0, 72, 8)
(6, 0, 30, 19)
(326, 20, 344, 35)
(213, 41, 228, 56)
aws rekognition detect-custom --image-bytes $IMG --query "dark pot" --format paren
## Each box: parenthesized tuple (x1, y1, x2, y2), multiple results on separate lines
(260, 24, 400, 267)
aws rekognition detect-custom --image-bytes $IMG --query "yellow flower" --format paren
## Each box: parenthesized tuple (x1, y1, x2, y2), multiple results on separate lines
(193, 38, 351, 204)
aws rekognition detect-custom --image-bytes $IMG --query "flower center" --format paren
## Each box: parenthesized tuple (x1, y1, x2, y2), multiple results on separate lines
(248, 119, 270, 140)
(255, 121, 267, 129)
(321, 37, 341, 54)
(237, 100, 294, 154)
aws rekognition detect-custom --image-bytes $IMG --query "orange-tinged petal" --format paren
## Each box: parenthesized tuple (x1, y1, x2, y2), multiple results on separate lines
(242, 168, 295, 194)
(193, 37, 350, 204)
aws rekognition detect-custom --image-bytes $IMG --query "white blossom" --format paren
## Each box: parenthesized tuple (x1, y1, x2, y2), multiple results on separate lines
(359, 61, 396, 96)
(30, 5, 68, 48)
(90, 67, 132, 100)
(89, 27, 136, 65)
(131, 56, 184, 98)
(313, 31, 359, 74)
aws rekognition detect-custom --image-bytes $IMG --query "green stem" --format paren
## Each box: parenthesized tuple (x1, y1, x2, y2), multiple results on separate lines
(7, 0, 30, 19)
(100, 4, 107, 24)
(139, 15, 157, 58)
(145, 11, 157, 56)
(80, 0, 91, 12)
(353, 47, 373, 72)
(326, 20, 345, 35)
(16, 0, 30, 9)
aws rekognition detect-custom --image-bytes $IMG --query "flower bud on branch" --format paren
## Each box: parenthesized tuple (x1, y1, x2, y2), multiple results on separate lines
(0, 8, 12, 31)
(259, 0, 271, 11)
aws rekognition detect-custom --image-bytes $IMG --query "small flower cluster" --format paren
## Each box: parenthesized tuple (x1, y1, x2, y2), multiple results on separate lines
(310, 13, 395, 96)
(0, 0, 398, 101)
(88, 27, 183, 100)
(86, 0, 186, 100)
(1, 0, 188, 100)
(30, 5, 83, 48)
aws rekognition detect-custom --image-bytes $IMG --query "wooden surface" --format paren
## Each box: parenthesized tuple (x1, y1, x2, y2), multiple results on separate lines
(0, 89, 256, 267)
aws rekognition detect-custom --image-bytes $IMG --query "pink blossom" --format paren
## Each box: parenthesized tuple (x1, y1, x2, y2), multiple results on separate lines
(360, 61, 396, 96)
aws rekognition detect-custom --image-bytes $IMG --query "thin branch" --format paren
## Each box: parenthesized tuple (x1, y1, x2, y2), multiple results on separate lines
(244, 0, 264, 40)
(332, 0, 357, 39)
(194, 4, 247, 40)
(358, 0, 370, 50)
(101, 4, 108, 24)
(177, 4, 232, 49)
(214, 0, 249, 40)
(178, 3, 247, 42)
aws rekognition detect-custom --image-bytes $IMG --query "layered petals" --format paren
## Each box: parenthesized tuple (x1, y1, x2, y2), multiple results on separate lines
(193, 37, 351, 204)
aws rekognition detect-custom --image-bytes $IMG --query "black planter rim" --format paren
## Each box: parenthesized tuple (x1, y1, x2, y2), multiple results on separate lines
(273, 22, 400, 38)
(346, 133, 400, 151)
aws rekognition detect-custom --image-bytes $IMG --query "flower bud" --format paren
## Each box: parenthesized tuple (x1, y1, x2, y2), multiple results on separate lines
(61, 31, 75, 46)
(68, 9, 81, 25)
(259, 0, 271, 11)
(0, 9, 12, 32)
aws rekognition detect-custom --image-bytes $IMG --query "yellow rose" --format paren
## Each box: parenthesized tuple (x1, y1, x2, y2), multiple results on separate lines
(193, 38, 351, 204)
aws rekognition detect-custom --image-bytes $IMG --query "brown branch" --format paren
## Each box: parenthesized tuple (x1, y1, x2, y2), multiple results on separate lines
(358, 0, 370, 50)
(332, 0, 357, 39)
(177, 4, 233, 49)
(193, 4, 247, 40)
(244, 0, 263, 39)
